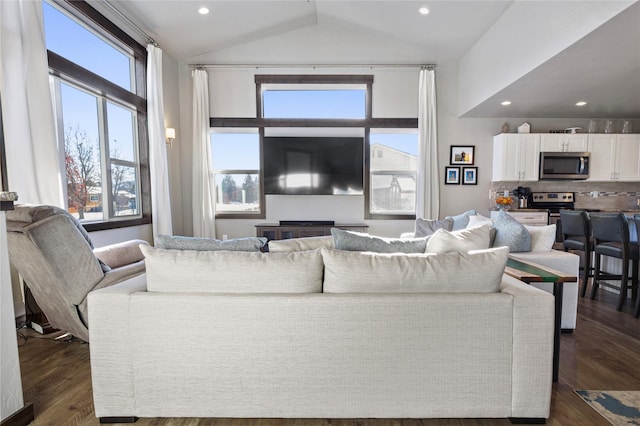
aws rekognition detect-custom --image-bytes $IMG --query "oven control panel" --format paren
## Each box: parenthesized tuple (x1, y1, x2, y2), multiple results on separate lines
(531, 192, 574, 203)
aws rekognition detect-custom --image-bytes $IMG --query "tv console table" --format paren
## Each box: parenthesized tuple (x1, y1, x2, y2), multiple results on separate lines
(256, 223, 368, 241)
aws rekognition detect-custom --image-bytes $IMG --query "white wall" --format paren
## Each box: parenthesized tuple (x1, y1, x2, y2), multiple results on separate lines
(162, 53, 185, 236)
(458, 0, 635, 115)
(208, 67, 420, 237)
(89, 224, 152, 248)
(173, 62, 615, 239)
(1, 213, 24, 422)
(177, 62, 194, 236)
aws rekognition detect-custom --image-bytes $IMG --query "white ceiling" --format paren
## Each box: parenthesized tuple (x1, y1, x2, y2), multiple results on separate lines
(96, 0, 640, 119)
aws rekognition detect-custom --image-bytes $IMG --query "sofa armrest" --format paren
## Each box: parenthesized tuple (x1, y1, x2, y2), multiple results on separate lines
(88, 274, 147, 418)
(509, 250, 579, 276)
(500, 274, 554, 418)
(94, 239, 149, 269)
(95, 261, 146, 290)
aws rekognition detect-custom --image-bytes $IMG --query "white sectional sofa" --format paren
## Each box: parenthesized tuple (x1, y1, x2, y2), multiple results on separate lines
(89, 245, 555, 423)
(405, 210, 580, 331)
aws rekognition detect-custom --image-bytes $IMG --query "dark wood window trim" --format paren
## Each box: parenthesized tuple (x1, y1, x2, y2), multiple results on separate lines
(48, 52, 146, 111)
(48, 0, 151, 230)
(255, 74, 374, 85)
(212, 74, 417, 220)
(210, 118, 417, 128)
(0, 94, 8, 192)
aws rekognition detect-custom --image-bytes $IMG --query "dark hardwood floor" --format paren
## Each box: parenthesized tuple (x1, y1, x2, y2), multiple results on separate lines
(16, 283, 640, 426)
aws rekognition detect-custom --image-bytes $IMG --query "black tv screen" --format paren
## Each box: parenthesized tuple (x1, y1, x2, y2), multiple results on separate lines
(263, 136, 364, 195)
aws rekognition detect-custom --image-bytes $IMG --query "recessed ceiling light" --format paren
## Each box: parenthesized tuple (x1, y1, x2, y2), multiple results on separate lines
(198, 7, 210, 15)
(575, 101, 587, 106)
(419, 7, 430, 15)
(501, 101, 512, 106)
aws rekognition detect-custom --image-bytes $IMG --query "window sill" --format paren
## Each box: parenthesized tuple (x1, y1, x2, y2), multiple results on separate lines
(215, 212, 265, 220)
(365, 213, 416, 220)
(82, 216, 151, 232)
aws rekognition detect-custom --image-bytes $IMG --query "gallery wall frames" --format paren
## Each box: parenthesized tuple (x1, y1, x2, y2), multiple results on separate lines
(449, 145, 475, 165)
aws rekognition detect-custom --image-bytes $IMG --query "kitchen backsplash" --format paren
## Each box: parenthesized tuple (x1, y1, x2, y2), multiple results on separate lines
(490, 181, 640, 211)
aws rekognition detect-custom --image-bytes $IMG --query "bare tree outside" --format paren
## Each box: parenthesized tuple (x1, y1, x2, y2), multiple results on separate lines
(64, 125, 100, 219)
(110, 143, 129, 214)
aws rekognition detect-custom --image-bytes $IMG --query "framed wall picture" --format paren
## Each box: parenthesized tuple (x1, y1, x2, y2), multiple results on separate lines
(450, 145, 475, 165)
(462, 167, 478, 185)
(445, 167, 460, 185)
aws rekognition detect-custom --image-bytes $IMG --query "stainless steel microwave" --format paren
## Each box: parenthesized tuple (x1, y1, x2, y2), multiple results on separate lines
(539, 152, 590, 180)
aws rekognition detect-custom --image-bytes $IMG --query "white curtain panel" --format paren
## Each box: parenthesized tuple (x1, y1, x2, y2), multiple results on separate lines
(0, 0, 63, 206)
(416, 68, 440, 219)
(146, 44, 173, 238)
(191, 69, 216, 238)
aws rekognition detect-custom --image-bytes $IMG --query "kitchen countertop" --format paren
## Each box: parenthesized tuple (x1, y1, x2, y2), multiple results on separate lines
(490, 208, 549, 212)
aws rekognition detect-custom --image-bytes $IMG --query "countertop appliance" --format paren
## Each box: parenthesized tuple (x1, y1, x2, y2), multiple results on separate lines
(529, 192, 575, 247)
(514, 186, 531, 208)
(539, 152, 590, 180)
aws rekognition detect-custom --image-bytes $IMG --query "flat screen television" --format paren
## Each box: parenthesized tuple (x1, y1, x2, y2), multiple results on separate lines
(263, 136, 364, 195)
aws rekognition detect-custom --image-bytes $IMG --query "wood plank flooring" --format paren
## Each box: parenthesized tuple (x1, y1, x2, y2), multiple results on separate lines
(16, 284, 640, 426)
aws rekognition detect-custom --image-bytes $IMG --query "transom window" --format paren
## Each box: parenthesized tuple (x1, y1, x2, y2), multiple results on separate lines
(43, 2, 133, 92)
(262, 86, 366, 119)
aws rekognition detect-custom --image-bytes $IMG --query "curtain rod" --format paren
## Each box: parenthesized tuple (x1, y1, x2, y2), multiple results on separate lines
(99, 0, 158, 47)
(190, 63, 436, 70)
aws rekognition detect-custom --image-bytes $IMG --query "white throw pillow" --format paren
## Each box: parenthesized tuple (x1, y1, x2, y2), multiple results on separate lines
(525, 224, 557, 252)
(321, 246, 508, 294)
(425, 225, 491, 254)
(268, 235, 335, 252)
(466, 214, 493, 229)
(140, 245, 323, 293)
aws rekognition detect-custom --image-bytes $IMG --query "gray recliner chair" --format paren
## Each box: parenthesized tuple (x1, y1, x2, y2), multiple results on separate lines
(6, 204, 148, 342)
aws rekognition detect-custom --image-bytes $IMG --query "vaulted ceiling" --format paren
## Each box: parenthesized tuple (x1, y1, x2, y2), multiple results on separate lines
(94, 0, 640, 119)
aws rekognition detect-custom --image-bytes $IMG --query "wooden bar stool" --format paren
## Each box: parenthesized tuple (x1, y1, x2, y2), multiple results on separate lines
(590, 213, 639, 311)
(559, 209, 593, 297)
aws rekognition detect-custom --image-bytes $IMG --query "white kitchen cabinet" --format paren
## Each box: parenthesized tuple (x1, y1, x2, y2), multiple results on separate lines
(540, 133, 588, 152)
(492, 133, 541, 181)
(588, 134, 640, 181)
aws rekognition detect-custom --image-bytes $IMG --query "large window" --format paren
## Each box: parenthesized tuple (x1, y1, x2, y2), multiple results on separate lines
(43, 0, 149, 228)
(210, 74, 417, 219)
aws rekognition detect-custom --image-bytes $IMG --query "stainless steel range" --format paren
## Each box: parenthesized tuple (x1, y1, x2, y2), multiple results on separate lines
(529, 192, 575, 247)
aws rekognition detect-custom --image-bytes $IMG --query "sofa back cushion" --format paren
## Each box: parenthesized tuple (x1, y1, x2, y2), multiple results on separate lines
(155, 235, 267, 252)
(425, 225, 491, 254)
(268, 235, 335, 252)
(331, 228, 428, 253)
(140, 245, 323, 293)
(445, 209, 477, 230)
(413, 217, 454, 238)
(321, 246, 508, 293)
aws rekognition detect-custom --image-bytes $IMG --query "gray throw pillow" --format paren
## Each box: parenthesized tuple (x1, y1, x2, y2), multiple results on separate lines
(445, 209, 477, 231)
(492, 211, 531, 252)
(331, 228, 428, 253)
(155, 235, 267, 252)
(413, 217, 454, 238)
